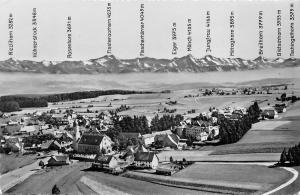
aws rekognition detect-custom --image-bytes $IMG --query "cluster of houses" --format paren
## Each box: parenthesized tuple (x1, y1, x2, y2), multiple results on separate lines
(199, 85, 288, 97)
(120, 130, 183, 150)
(91, 145, 160, 174)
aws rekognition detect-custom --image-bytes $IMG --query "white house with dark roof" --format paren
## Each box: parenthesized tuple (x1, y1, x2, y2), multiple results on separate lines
(92, 154, 118, 169)
(133, 152, 159, 169)
(77, 134, 113, 154)
(142, 130, 172, 146)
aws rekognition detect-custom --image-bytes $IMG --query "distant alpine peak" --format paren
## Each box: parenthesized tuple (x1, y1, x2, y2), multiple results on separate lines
(0, 54, 299, 74)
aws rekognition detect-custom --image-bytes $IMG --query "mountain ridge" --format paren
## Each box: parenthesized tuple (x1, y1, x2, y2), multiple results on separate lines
(0, 54, 299, 74)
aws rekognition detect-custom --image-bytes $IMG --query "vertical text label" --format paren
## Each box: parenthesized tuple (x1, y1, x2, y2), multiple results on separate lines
(67, 16, 72, 59)
(32, 8, 38, 58)
(258, 11, 263, 56)
(172, 22, 178, 55)
(140, 4, 145, 57)
(107, 3, 112, 55)
(230, 11, 235, 57)
(206, 11, 211, 53)
(8, 13, 14, 56)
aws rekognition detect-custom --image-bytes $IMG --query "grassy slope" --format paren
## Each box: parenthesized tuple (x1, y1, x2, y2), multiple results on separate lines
(0, 153, 36, 174)
(173, 164, 291, 185)
(211, 102, 300, 155)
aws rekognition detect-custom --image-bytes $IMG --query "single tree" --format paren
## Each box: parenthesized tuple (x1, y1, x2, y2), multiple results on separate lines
(52, 184, 60, 194)
(39, 160, 45, 168)
(279, 148, 287, 165)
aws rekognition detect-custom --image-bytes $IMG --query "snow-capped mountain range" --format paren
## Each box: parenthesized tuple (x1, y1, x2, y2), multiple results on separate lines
(0, 55, 299, 74)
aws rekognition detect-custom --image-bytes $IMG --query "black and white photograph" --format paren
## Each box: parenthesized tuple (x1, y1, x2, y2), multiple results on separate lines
(0, 0, 299, 194)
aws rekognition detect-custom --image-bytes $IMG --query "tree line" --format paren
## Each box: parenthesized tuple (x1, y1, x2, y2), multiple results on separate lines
(276, 93, 300, 103)
(114, 115, 150, 134)
(0, 90, 154, 112)
(218, 102, 260, 144)
(279, 142, 300, 166)
(150, 114, 184, 132)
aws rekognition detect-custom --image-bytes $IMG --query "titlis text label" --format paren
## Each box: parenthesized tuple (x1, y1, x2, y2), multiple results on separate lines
(8, 13, 14, 56)
(290, 3, 295, 57)
(206, 11, 211, 53)
(67, 16, 72, 59)
(258, 11, 263, 56)
(140, 4, 145, 57)
(230, 11, 235, 57)
(107, 3, 112, 55)
(172, 22, 178, 55)
(32, 8, 38, 58)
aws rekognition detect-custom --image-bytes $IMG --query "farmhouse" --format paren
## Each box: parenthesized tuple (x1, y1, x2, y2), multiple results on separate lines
(4, 137, 22, 152)
(77, 134, 113, 154)
(134, 152, 159, 169)
(47, 155, 70, 166)
(40, 140, 61, 151)
(262, 108, 278, 119)
(274, 104, 286, 113)
(92, 154, 118, 169)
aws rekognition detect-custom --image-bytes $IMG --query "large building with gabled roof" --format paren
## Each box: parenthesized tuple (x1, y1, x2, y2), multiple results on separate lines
(77, 133, 113, 154)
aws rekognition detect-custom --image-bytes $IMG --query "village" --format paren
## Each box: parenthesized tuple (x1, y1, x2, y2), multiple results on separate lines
(0, 86, 296, 180)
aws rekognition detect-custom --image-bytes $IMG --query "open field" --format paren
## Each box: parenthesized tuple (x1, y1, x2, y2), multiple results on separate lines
(158, 151, 281, 162)
(16, 91, 287, 121)
(122, 162, 293, 194)
(0, 153, 36, 174)
(172, 163, 292, 193)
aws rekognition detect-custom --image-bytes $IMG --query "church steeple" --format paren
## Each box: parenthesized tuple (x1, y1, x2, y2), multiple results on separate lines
(73, 119, 80, 151)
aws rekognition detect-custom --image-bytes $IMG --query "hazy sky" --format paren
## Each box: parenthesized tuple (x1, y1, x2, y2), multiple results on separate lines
(0, 0, 299, 61)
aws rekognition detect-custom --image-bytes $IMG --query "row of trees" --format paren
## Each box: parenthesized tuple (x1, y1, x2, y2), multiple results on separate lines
(0, 90, 154, 103)
(277, 93, 300, 103)
(106, 114, 184, 150)
(150, 114, 184, 132)
(279, 143, 300, 166)
(115, 115, 150, 134)
(218, 102, 260, 144)
(111, 114, 184, 135)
